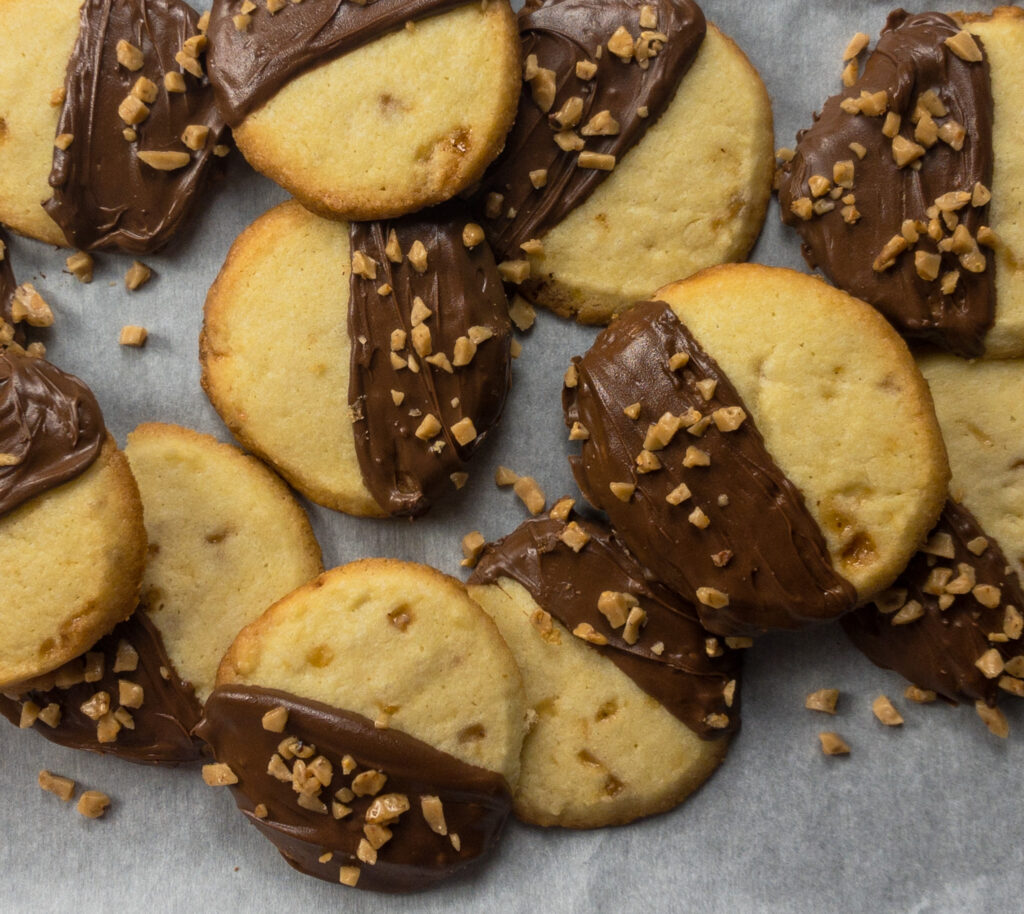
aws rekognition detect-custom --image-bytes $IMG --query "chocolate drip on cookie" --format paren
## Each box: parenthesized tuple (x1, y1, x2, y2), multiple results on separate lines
(563, 300, 857, 636)
(778, 11, 995, 358)
(44, 0, 227, 254)
(0, 350, 105, 518)
(477, 0, 705, 263)
(842, 500, 1024, 707)
(469, 515, 739, 739)
(196, 685, 512, 893)
(348, 209, 511, 516)
(206, 0, 472, 126)
(0, 610, 203, 765)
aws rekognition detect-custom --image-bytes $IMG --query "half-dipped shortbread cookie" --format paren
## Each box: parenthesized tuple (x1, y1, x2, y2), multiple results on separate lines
(205, 0, 520, 221)
(0, 349, 146, 689)
(197, 559, 526, 892)
(1, 423, 323, 763)
(564, 265, 949, 636)
(844, 356, 1024, 732)
(202, 200, 513, 518)
(467, 514, 739, 828)
(0, 0, 226, 252)
(476, 0, 774, 324)
(778, 8, 1024, 358)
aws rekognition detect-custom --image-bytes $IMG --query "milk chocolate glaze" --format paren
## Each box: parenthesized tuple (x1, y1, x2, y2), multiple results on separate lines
(45, 0, 227, 254)
(469, 515, 740, 739)
(843, 500, 1024, 706)
(0, 610, 203, 764)
(778, 11, 994, 358)
(348, 206, 512, 516)
(0, 350, 105, 518)
(206, 0, 473, 126)
(0, 230, 26, 350)
(564, 300, 857, 636)
(196, 685, 513, 893)
(477, 0, 705, 262)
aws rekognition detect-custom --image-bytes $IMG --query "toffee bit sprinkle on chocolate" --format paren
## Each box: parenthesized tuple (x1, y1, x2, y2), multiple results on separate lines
(872, 695, 904, 726)
(609, 481, 636, 502)
(451, 417, 477, 446)
(843, 31, 870, 61)
(688, 506, 710, 529)
(118, 680, 144, 709)
(665, 482, 692, 505)
(975, 648, 1005, 680)
(407, 240, 428, 273)
(202, 763, 238, 786)
(818, 733, 850, 756)
(116, 39, 144, 71)
(568, 421, 590, 441)
(38, 770, 76, 802)
(668, 352, 690, 372)
(497, 260, 530, 284)
(462, 223, 484, 248)
(421, 796, 448, 835)
(351, 251, 377, 280)
(339, 866, 360, 887)
(261, 706, 289, 733)
(509, 296, 536, 330)
(725, 636, 754, 650)
(577, 151, 616, 171)
(683, 446, 710, 468)
(704, 713, 730, 730)
(580, 110, 620, 137)
(805, 689, 840, 714)
(622, 606, 647, 645)
(54, 133, 74, 151)
(891, 600, 924, 625)
(549, 497, 575, 522)
(944, 30, 983, 63)
(635, 449, 661, 474)
(572, 622, 608, 646)
(597, 591, 638, 629)
(696, 587, 729, 609)
(77, 791, 111, 819)
(414, 414, 441, 441)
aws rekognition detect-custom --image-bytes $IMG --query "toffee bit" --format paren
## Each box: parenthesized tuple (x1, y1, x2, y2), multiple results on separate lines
(125, 261, 152, 291)
(843, 32, 870, 61)
(975, 648, 1005, 680)
(559, 521, 590, 553)
(904, 684, 937, 704)
(945, 30, 983, 63)
(164, 71, 186, 93)
(565, 364, 580, 391)
(528, 67, 557, 113)
(597, 591, 637, 629)
(665, 482, 692, 505)
(460, 531, 486, 568)
(549, 497, 575, 522)
(572, 622, 608, 646)
(508, 296, 536, 330)
(575, 59, 597, 80)
(414, 414, 441, 441)
(119, 325, 148, 347)
(77, 791, 111, 819)
(577, 151, 616, 171)
(12, 284, 54, 327)
(529, 168, 548, 188)
(261, 706, 289, 733)
(975, 700, 1009, 738)
(138, 150, 191, 171)
(38, 770, 76, 802)
(116, 39, 144, 71)
(872, 695, 904, 726)
(407, 240, 428, 273)
(65, 251, 94, 283)
(622, 606, 647, 645)
(805, 689, 839, 714)
(351, 251, 377, 280)
(494, 465, 518, 487)
(462, 223, 484, 248)
(451, 417, 477, 446)
(688, 506, 710, 529)
(497, 260, 530, 284)
(818, 733, 850, 756)
(513, 476, 546, 515)
(696, 587, 729, 609)
(202, 763, 238, 786)
(609, 481, 636, 502)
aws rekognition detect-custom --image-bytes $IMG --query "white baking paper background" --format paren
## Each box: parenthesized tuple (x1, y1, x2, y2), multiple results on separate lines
(2, 1, 1021, 911)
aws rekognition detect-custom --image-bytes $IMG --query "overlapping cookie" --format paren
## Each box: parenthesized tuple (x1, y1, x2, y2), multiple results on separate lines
(564, 264, 949, 636)
(201, 200, 512, 517)
(1, 423, 323, 763)
(197, 559, 526, 892)
(205, 0, 520, 221)
(778, 8, 1024, 358)
(475, 0, 774, 325)
(467, 514, 739, 828)
(844, 356, 1024, 732)
(0, 0, 226, 252)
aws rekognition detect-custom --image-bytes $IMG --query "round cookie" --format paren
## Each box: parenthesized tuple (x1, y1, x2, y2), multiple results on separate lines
(476, 0, 774, 325)
(206, 0, 520, 221)
(564, 264, 949, 636)
(198, 559, 526, 892)
(467, 514, 739, 828)
(201, 199, 513, 518)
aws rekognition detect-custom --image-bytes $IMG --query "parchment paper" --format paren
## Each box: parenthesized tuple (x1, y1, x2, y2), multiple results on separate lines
(2, 2, 1021, 911)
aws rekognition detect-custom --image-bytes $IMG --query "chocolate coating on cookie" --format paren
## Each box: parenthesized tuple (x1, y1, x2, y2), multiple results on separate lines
(0, 350, 105, 518)
(778, 11, 994, 358)
(563, 300, 856, 636)
(469, 515, 739, 739)
(44, 0, 226, 254)
(0, 230, 25, 349)
(196, 685, 512, 893)
(207, 0, 472, 127)
(0, 610, 202, 764)
(348, 208, 512, 516)
(478, 0, 704, 263)
(843, 500, 1024, 707)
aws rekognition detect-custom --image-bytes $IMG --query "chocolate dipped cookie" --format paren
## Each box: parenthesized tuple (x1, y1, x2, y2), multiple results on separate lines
(0, 0, 226, 253)
(467, 514, 739, 828)
(778, 8, 1024, 358)
(197, 559, 526, 892)
(201, 200, 513, 518)
(476, 0, 774, 325)
(563, 264, 949, 636)
(205, 0, 520, 221)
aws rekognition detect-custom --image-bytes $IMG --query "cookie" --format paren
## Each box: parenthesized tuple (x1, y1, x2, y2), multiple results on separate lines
(201, 199, 513, 517)
(197, 559, 526, 892)
(476, 0, 774, 325)
(0, 350, 146, 688)
(205, 0, 520, 221)
(467, 514, 739, 828)
(564, 265, 949, 635)
(777, 8, 1024, 359)
(0, 422, 324, 762)
(0, 0, 226, 253)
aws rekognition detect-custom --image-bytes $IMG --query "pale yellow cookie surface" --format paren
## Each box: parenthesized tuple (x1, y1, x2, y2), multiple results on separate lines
(657, 264, 949, 602)
(523, 24, 774, 325)
(468, 578, 726, 828)
(0, 437, 146, 688)
(0, 0, 79, 246)
(233, 3, 520, 221)
(201, 199, 383, 517)
(125, 423, 323, 703)
(219, 559, 526, 786)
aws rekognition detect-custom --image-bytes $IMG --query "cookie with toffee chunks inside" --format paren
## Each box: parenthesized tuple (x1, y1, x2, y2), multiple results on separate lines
(0, 0, 226, 252)
(467, 515, 739, 828)
(205, 0, 519, 221)
(0, 350, 146, 689)
(563, 264, 949, 637)
(201, 200, 513, 518)
(198, 559, 526, 893)
(843, 355, 1024, 727)
(778, 8, 1024, 358)
(476, 0, 774, 325)
(0, 423, 323, 763)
